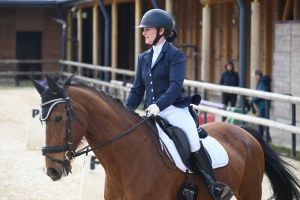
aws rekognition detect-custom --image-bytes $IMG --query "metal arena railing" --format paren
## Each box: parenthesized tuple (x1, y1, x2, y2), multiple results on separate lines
(59, 60, 300, 156)
(0, 59, 59, 86)
(0, 59, 298, 155)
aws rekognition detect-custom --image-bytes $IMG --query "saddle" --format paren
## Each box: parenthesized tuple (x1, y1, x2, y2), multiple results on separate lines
(155, 105, 208, 171)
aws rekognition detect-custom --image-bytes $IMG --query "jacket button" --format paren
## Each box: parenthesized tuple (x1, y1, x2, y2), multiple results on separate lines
(150, 82, 152, 84)
(149, 74, 151, 76)
(152, 97, 154, 100)
(151, 89, 153, 92)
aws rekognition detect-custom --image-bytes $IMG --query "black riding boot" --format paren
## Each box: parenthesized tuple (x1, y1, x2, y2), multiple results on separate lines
(192, 142, 233, 200)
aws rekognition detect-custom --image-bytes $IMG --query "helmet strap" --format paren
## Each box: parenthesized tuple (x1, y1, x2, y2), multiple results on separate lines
(152, 27, 164, 46)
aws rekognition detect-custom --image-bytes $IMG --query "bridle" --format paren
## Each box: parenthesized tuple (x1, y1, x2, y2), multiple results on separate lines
(41, 85, 176, 175)
(41, 85, 85, 175)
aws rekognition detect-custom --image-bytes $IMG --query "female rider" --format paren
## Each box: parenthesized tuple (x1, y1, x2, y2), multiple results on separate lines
(125, 9, 233, 200)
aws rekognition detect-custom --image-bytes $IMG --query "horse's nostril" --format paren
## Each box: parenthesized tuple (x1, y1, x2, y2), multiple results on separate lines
(47, 168, 58, 180)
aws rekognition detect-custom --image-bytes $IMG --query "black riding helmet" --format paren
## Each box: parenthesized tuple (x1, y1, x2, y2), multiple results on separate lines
(137, 9, 177, 45)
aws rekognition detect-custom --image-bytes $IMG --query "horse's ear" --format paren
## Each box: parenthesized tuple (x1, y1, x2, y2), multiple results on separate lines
(28, 75, 45, 96)
(45, 74, 60, 94)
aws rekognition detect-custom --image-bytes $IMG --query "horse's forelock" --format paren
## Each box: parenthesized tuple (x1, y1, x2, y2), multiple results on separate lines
(41, 86, 64, 103)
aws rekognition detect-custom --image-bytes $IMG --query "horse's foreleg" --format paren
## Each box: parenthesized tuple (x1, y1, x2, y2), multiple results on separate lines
(104, 177, 124, 200)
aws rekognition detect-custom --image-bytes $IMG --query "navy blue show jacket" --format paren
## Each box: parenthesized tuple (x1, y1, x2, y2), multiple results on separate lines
(125, 42, 196, 111)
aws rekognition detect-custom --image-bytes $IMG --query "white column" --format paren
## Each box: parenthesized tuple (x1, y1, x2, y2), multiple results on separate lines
(111, 2, 118, 80)
(93, 5, 99, 79)
(67, 9, 72, 72)
(135, 0, 142, 70)
(250, 2, 260, 89)
(77, 7, 82, 63)
(166, 0, 173, 14)
(201, 5, 211, 82)
(93, 4, 99, 65)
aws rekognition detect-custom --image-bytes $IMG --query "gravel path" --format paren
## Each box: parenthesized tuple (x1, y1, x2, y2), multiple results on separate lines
(0, 87, 84, 200)
(0, 87, 299, 200)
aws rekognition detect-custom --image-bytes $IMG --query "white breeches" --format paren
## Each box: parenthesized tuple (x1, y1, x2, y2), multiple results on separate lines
(156, 105, 201, 152)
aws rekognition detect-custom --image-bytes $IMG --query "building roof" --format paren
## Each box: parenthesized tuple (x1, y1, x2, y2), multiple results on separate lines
(0, 0, 78, 7)
(0, 0, 131, 7)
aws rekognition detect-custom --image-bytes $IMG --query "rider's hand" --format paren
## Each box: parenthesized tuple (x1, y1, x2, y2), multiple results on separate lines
(145, 104, 160, 116)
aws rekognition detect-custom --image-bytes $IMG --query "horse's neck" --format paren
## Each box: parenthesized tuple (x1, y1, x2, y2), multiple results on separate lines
(70, 87, 158, 176)
(85, 104, 157, 179)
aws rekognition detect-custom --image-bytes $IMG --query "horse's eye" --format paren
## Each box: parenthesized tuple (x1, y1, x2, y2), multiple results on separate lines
(55, 116, 63, 123)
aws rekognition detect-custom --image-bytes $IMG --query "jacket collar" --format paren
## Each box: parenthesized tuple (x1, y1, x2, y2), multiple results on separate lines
(143, 42, 170, 69)
(144, 48, 153, 67)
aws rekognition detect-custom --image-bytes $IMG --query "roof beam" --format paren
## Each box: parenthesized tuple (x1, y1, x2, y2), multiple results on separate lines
(0, 1, 58, 7)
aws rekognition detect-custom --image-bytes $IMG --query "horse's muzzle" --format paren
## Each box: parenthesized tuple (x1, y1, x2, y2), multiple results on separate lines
(47, 167, 61, 181)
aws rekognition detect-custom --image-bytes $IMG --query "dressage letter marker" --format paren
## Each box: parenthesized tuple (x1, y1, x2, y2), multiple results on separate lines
(26, 107, 44, 150)
(32, 109, 39, 118)
(79, 153, 105, 200)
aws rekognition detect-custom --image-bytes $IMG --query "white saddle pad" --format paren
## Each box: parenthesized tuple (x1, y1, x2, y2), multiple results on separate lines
(160, 133, 229, 173)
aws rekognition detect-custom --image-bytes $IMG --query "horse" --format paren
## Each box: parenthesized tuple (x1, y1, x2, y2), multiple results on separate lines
(30, 74, 300, 200)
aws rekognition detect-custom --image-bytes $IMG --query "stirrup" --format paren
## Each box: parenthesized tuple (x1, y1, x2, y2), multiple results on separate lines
(210, 182, 233, 200)
(219, 186, 234, 200)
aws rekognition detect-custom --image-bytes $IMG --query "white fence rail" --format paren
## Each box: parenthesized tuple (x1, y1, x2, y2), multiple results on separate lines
(59, 60, 136, 77)
(0, 59, 58, 64)
(61, 60, 300, 105)
(184, 79, 300, 105)
(193, 104, 300, 135)
(1, 60, 298, 140)
(60, 69, 300, 138)
(62, 72, 131, 92)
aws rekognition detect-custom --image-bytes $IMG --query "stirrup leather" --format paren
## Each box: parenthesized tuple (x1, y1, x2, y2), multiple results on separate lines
(192, 143, 233, 200)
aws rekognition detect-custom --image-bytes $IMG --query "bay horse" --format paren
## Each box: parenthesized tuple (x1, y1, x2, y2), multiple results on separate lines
(30, 75, 300, 200)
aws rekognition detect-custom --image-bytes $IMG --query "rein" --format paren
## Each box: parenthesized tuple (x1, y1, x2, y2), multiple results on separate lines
(42, 85, 176, 173)
(73, 116, 152, 157)
(73, 116, 176, 170)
